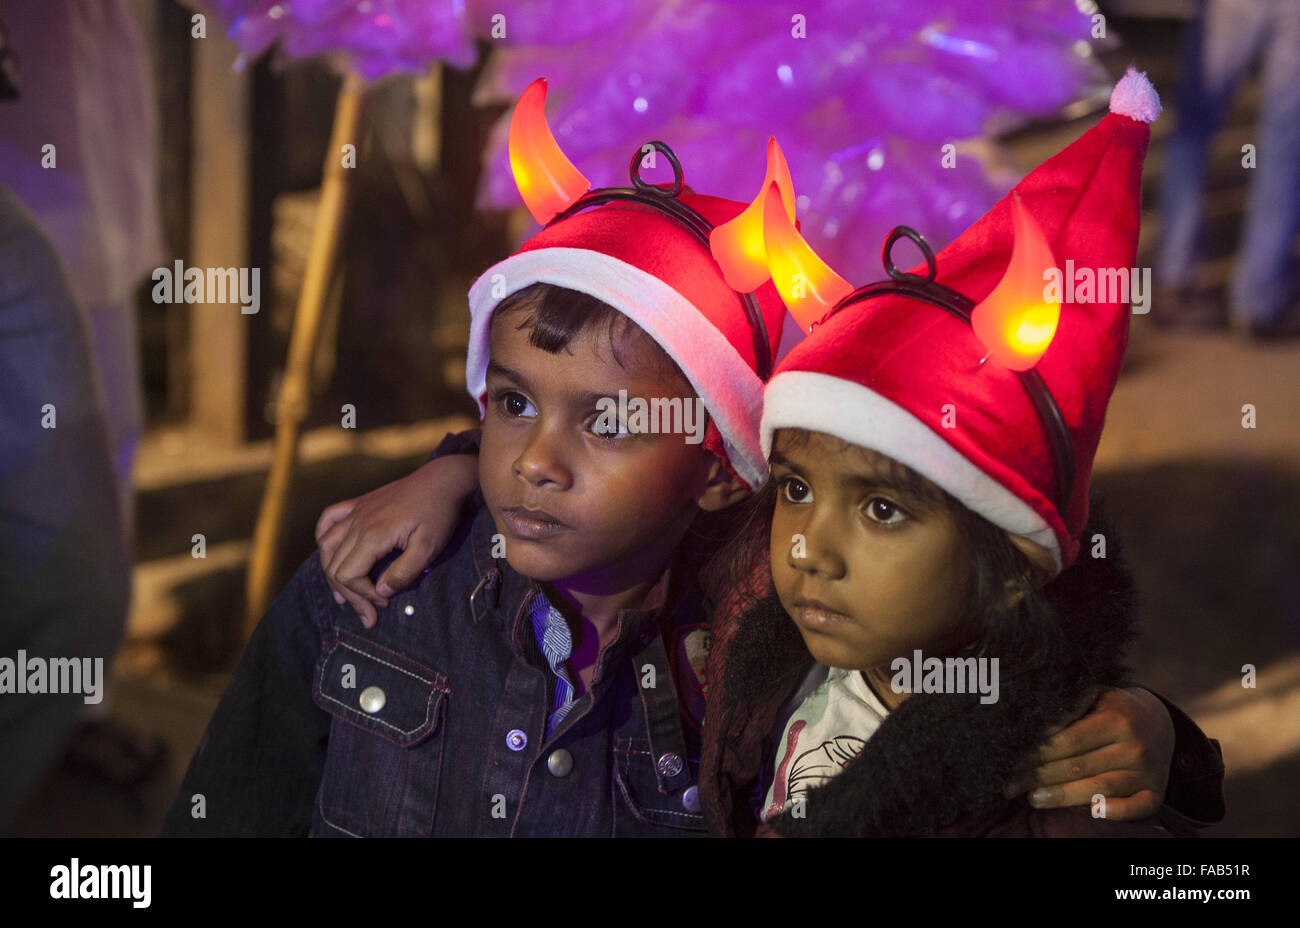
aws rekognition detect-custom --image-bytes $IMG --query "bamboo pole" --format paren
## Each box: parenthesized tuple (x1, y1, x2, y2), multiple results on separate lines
(245, 70, 366, 636)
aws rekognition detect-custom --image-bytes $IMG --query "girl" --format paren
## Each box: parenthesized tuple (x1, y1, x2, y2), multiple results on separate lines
(700, 434, 1173, 836)
(699, 68, 1213, 836)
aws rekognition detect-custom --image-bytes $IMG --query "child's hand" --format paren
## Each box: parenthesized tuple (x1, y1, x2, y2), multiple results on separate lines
(315, 454, 480, 628)
(1006, 686, 1175, 821)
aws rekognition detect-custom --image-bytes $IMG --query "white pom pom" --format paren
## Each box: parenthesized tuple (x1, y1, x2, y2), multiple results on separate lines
(1109, 66, 1162, 123)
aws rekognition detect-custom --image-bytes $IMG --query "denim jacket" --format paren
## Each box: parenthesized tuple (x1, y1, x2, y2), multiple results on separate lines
(161, 493, 712, 837)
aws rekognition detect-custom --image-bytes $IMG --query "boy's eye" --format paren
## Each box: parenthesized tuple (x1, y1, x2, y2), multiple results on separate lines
(864, 497, 909, 526)
(587, 410, 630, 439)
(779, 475, 812, 504)
(500, 390, 537, 419)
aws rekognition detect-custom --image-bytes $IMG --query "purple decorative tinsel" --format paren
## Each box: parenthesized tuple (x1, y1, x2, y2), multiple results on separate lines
(200, 0, 1107, 278)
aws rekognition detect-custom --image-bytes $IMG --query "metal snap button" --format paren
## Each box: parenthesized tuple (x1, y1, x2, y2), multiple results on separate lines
(546, 748, 574, 778)
(506, 729, 528, 751)
(657, 752, 684, 778)
(359, 686, 386, 714)
(681, 784, 701, 813)
(404, 604, 415, 616)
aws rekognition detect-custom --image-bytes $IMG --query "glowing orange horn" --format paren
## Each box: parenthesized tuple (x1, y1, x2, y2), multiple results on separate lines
(508, 77, 591, 225)
(709, 137, 797, 293)
(761, 180, 853, 333)
(970, 193, 1060, 371)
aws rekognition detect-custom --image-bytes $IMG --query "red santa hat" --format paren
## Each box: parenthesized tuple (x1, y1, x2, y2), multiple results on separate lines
(466, 80, 789, 489)
(758, 68, 1161, 574)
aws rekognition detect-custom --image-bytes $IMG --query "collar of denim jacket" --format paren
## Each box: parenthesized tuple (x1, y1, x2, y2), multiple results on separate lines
(467, 496, 682, 674)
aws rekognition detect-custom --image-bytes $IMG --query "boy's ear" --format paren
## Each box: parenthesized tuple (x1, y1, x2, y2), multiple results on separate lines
(1001, 534, 1056, 607)
(1008, 534, 1057, 586)
(1001, 577, 1031, 609)
(696, 458, 751, 512)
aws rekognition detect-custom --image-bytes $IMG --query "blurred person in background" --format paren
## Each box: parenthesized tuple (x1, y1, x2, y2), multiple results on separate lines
(1154, 0, 1300, 337)
(0, 4, 166, 829)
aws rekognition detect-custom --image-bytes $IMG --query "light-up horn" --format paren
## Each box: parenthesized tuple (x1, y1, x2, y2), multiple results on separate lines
(709, 137, 796, 293)
(970, 193, 1060, 371)
(761, 180, 853, 333)
(508, 77, 591, 225)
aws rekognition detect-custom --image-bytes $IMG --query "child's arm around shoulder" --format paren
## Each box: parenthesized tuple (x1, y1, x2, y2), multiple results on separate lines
(1016, 685, 1225, 825)
(315, 429, 481, 627)
(159, 553, 337, 836)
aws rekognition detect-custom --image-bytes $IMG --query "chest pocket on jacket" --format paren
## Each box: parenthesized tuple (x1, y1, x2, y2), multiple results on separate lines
(613, 735, 707, 834)
(313, 628, 450, 837)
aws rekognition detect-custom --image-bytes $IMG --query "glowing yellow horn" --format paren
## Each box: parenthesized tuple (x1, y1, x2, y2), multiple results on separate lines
(761, 180, 853, 332)
(508, 77, 591, 225)
(970, 193, 1060, 371)
(710, 137, 797, 293)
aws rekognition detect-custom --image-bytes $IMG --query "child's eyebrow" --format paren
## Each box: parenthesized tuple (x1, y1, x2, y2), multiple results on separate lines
(842, 471, 923, 500)
(486, 361, 528, 388)
(485, 363, 632, 410)
(771, 452, 927, 502)
(571, 388, 621, 408)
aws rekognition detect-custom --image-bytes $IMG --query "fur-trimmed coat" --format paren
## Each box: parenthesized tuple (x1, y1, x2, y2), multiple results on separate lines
(698, 503, 1223, 838)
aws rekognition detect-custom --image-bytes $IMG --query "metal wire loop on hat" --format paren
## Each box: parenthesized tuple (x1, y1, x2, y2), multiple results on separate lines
(881, 225, 937, 283)
(629, 140, 685, 197)
(813, 225, 1076, 516)
(539, 141, 774, 380)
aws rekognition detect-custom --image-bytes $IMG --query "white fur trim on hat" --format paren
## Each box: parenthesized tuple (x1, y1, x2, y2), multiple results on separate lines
(466, 246, 768, 488)
(1109, 66, 1161, 124)
(761, 370, 1063, 572)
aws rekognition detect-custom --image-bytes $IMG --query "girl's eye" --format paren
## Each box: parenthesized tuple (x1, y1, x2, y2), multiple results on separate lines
(779, 475, 812, 504)
(865, 497, 909, 526)
(500, 391, 537, 419)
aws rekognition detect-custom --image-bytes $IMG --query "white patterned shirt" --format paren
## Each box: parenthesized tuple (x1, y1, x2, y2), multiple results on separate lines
(761, 664, 890, 820)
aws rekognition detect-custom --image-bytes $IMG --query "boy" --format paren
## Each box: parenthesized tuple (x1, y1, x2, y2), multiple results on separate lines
(162, 176, 789, 834)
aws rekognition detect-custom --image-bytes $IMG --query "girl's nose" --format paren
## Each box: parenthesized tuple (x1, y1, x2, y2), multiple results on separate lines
(786, 514, 846, 580)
